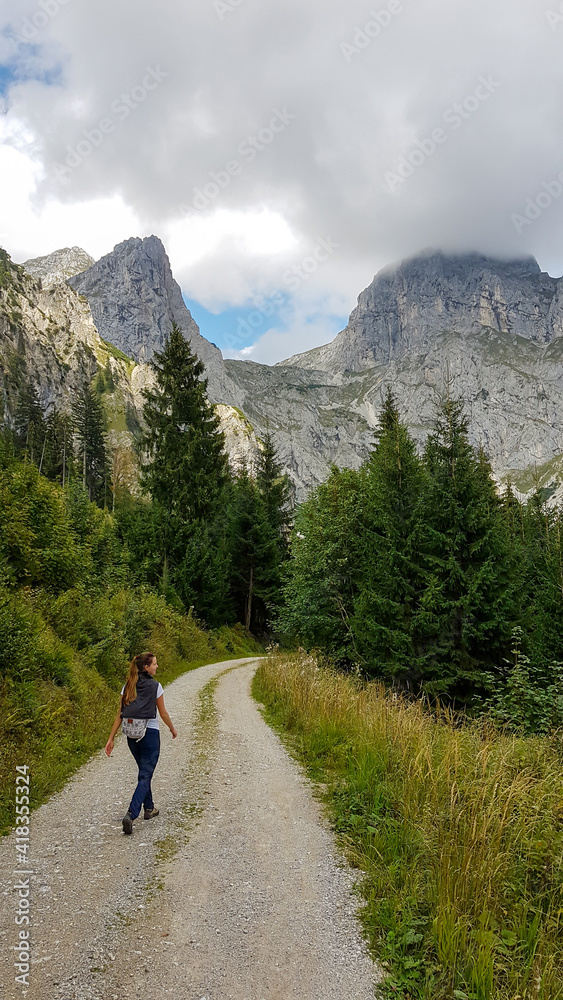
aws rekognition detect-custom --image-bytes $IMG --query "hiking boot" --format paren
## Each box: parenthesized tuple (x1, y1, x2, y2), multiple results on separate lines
(144, 807, 159, 820)
(122, 811, 133, 834)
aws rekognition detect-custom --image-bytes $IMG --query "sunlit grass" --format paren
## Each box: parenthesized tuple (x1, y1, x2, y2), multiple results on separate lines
(253, 653, 563, 999)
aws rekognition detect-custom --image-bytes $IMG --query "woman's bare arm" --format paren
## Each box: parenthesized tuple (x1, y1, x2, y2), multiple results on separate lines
(156, 694, 178, 738)
(105, 707, 122, 756)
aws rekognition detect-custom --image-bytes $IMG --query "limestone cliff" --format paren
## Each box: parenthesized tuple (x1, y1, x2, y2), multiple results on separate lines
(281, 250, 563, 370)
(68, 236, 240, 405)
(22, 247, 95, 288)
(7, 238, 563, 504)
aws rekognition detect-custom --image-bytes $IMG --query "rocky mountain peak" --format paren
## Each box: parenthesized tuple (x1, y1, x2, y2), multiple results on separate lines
(67, 235, 240, 404)
(281, 249, 563, 372)
(21, 246, 95, 287)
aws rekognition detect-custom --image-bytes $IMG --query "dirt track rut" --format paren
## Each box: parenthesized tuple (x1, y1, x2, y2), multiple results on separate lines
(0, 658, 380, 1000)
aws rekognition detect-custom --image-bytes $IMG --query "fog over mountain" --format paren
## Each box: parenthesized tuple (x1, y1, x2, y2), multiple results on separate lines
(0, 0, 562, 364)
(5, 235, 563, 503)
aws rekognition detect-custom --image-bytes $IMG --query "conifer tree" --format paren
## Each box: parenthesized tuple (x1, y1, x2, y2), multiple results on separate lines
(141, 323, 228, 522)
(73, 380, 109, 505)
(226, 465, 275, 631)
(350, 388, 426, 683)
(41, 408, 74, 486)
(414, 398, 515, 700)
(139, 322, 230, 618)
(14, 374, 46, 466)
(279, 465, 362, 659)
(255, 433, 293, 618)
(520, 492, 563, 672)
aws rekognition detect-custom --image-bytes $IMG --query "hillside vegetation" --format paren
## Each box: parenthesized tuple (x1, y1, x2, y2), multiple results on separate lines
(280, 390, 563, 732)
(0, 452, 261, 834)
(254, 653, 563, 1000)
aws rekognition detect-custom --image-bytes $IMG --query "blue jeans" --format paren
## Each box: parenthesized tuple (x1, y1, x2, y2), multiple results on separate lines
(127, 728, 160, 819)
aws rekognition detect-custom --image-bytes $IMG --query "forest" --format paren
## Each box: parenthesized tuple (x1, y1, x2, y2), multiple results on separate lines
(3, 323, 563, 743)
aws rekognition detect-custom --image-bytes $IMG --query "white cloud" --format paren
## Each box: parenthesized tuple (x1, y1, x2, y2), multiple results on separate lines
(0, 120, 142, 260)
(1, 0, 563, 359)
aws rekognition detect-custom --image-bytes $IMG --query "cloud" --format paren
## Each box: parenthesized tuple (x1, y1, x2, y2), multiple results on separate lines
(1, 0, 563, 359)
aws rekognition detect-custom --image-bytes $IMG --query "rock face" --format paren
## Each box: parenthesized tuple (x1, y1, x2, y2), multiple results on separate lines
(6, 237, 563, 504)
(68, 236, 239, 404)
(61, 241, 563, 500)
(281, 250, 563, 371)
(22, 247, 95, 287)
(1, 250, 114, 409)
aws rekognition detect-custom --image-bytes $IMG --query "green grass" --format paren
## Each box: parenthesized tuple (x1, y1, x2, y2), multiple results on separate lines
(507, 453, 563, 497)
(99, 338, 134, 364)
(253, 653, 563, 1000)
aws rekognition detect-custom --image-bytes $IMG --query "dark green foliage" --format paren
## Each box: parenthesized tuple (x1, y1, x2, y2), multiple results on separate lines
(138, 322, 230, 619)
(140, 322, 228, 523)
(14, 375, 46, 465)
(174, 516, 231, 627)
(226, 466, 277, 631)
(255, 433, 293, 615)
(73, 378, 110, 505)
(350, 389, 427, 683)
(413, 400, 516, 700)
(226, 438, 292, 633)
(40, 407, 75, 486)
(279, 465, 363, 659)
(279, 393, 563, 727)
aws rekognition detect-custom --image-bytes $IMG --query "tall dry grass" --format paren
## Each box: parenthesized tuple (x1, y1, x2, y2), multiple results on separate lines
(254, 653, 563, 999)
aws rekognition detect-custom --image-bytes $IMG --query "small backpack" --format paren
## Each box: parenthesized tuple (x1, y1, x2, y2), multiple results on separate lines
(121, 716, 148, 741)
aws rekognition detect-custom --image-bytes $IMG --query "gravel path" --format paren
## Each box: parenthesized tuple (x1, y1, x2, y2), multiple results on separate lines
(0, 658, 380, 1000)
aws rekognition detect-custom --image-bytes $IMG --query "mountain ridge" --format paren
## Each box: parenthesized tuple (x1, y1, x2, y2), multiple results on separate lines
(7, 237, 563, 501)
(279, 249, 563, 372)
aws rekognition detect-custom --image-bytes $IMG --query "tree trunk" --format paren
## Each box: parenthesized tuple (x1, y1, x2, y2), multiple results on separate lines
(245, 565, 253, 632)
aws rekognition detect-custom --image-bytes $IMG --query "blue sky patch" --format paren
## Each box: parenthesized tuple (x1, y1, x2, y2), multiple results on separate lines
(0, 62, 17, 94)
(184, 294, 347, 360)
(184, 295, 287, 354)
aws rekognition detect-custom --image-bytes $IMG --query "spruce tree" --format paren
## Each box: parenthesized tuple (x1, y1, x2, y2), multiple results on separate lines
(73, 380, 109, 505)
(350, 388, 426, 683)
(139, 322, 230, 619)
(255, 433, 293, 620)
(279, 465, 362, 660)
(414, 398, 515, 701)
(14, 374, 46, 466)
(41, 408, 74, 486)
(226, 465, 275, 631)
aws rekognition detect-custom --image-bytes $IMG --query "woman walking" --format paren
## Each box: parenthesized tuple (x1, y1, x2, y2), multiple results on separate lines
(105, 651, 178, 834)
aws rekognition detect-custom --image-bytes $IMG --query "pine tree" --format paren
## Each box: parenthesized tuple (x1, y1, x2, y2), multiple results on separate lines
(279, 465, 363, 660)
(225, 466, 271, 631)
(73, 380, 109, 505)
(350, 389, 426, 683)
(414, 398, 515, 701)
(254, 433, 293, 622)
(14, 374, 46, 466)
(139, 323, 230, 618)
(140, 323, 228, 522)
(41, 408, 74, 486)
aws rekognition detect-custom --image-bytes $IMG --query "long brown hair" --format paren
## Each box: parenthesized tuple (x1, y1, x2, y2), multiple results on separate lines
(122, 652, 155, 707)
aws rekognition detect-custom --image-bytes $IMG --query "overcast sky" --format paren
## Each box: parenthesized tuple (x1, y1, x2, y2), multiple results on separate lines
(0, 0, 562, 364)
